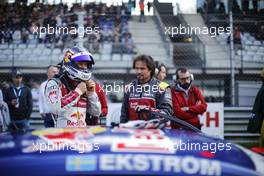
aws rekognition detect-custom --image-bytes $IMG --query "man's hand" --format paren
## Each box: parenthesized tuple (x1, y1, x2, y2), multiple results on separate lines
(76, 82, 87, 95)
(196, 100, 201, 105)
(181, 107, 189, 112)
(135, 105, 150, 113)
(85, 80, 96, 96)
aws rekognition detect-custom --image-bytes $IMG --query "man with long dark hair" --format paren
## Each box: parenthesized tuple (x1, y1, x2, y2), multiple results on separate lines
(120, 55, 172, 124)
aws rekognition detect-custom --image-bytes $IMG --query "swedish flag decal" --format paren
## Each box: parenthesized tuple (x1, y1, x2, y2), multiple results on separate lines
(66, 155, 97, 171)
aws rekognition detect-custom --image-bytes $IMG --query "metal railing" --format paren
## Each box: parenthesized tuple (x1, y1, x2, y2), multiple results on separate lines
(152, 3, 173, 62)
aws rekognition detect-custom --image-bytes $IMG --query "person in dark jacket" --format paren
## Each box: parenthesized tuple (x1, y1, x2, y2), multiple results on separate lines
(171, 68, 207, 129)
(4, 70, 32, 131)
(0, 89, 11, 132)
(252, 68, 264, 147)
(120, 55, 172, 124)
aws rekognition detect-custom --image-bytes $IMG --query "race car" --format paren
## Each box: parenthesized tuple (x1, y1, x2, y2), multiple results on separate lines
(0, 113, 264, 176)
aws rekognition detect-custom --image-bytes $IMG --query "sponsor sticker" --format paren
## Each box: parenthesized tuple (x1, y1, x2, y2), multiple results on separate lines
(99, 154, 221, 175)
(66, 155, 97, 171)
(111, 129, 175, 154)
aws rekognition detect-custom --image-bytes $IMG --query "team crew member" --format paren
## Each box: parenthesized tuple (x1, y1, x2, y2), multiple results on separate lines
(154, 61, 169, 88)
(155, 61, 167, 82)
(44, 47, 101, 128)
(171, 68, 207, 129)
(4, 70, 32, 131)
(120, 55, 172, 123)
(39, 65, 59, 127)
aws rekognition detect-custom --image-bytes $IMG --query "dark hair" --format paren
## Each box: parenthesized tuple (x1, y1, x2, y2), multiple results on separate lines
(47, 65, 59, 70)
(175, 67, 188, 80)
(133, 55, 155, 77)
(155, 61, 167, 74)
(11, 69, 23, 78)
(46, 65, 60, 74)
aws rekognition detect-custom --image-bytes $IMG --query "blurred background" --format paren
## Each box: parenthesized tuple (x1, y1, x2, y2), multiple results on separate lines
(0, 0, 263, 146)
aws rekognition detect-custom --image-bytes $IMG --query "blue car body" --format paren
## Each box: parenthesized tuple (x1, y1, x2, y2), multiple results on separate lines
(0, 126, 263, 176)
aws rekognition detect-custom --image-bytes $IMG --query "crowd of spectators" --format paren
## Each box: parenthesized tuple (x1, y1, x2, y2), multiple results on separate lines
(0, 2, 68, 48)
(0, 2, 136, 54)
(199, 0, 264, 15)
(83, 3, 136, 54)
(197, 0, 264, 45)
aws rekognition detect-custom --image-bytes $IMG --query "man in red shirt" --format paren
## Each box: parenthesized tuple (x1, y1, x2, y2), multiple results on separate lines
(139, 0, 146, 22)
(171, 68, 207, 129)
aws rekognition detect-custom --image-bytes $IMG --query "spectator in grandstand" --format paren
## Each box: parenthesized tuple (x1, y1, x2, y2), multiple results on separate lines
(120, 55, 172, 123)
(55, 37, 64, 51)
(232, 0, 242, 14)
(112, 25, 122, 53)
(147, 2, 151, 13)
(0, 2, 134, 52)
(204, 0, 216, 13)
(170, 68, 207, 130)
(132, 0, 136, 8)
(88, 31, 100, 53)
(248, 68, 264, 147)
(242, 0, 258, 15)
(216, 2, 226, 15)
(139, 0, 146, 22)
(44, 47, 101, 128)
(21, 28, 29, 44)
(233, 26, 241, 44)
(4, 70, 32, 131)
(127, 0, 133, 17)
(121, 32, 135, 53)
(256, 25, 264, 41)
(0, 89, 11, 132)
(3, 29, 13, 44)
(233, 26, 242, 53)
(39, 65, 59, 128)
(0, 30, 4, 44)
(227, 26, 241, 54)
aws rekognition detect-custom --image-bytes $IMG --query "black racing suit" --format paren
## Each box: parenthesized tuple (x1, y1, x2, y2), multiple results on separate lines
(120, 78, 172, 123)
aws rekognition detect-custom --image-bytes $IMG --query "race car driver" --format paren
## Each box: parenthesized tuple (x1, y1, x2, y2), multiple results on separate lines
(44, 46, 101, 128)
(120, 54, 173, 126)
